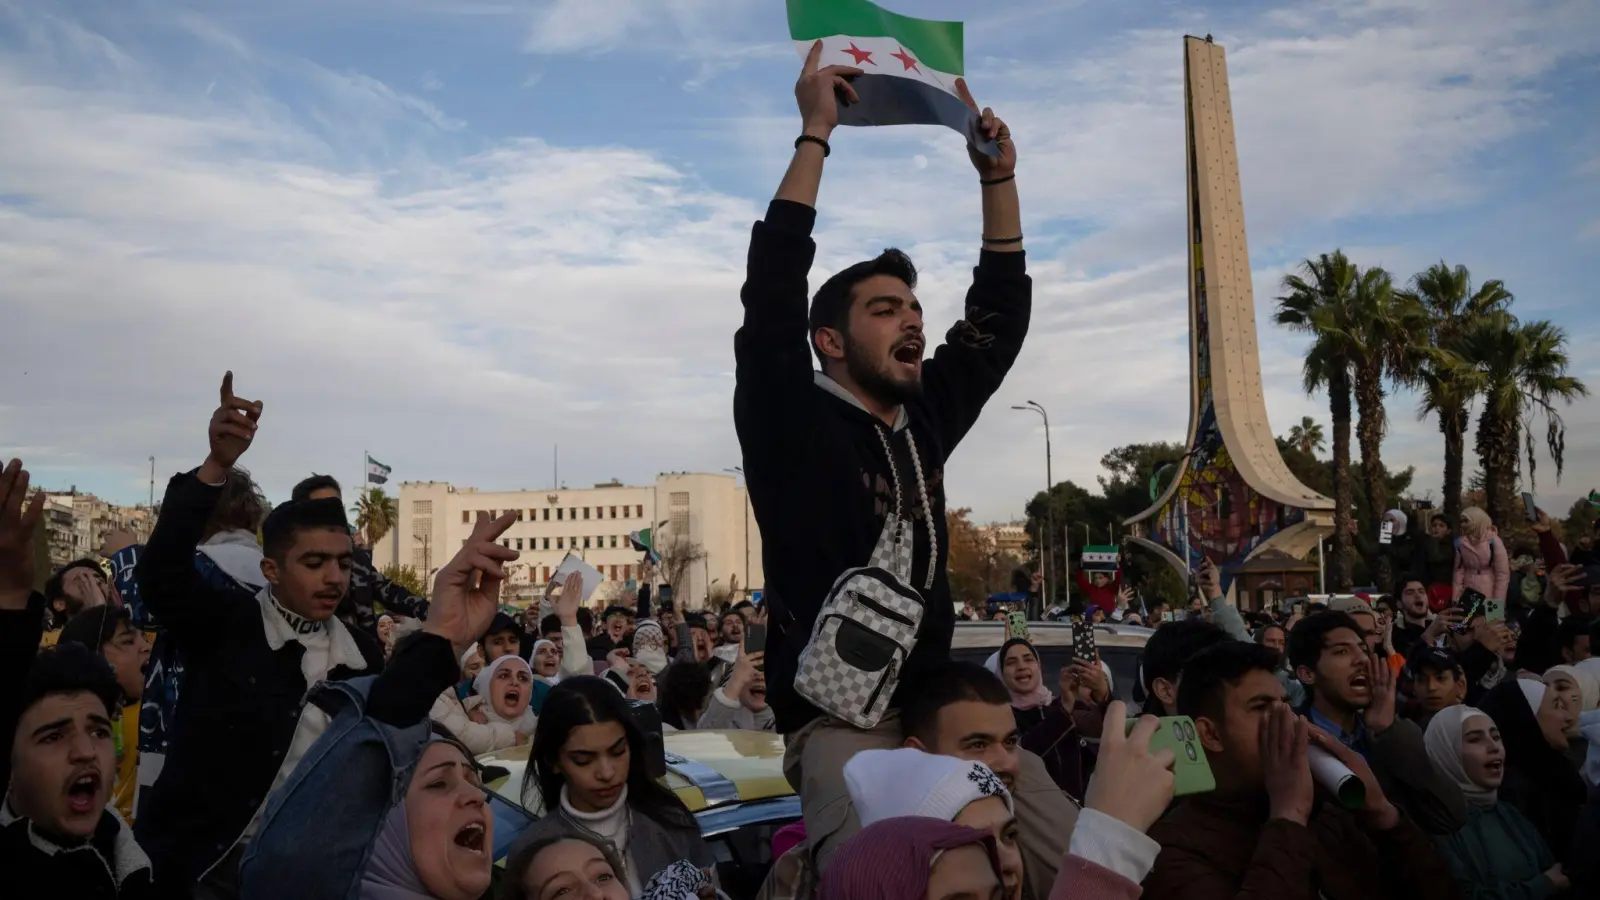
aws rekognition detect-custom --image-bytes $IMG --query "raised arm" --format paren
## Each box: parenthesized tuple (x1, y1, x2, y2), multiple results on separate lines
(554, 570, 593, 679)
(0, 459, 48, 791)
(917, 80, 1030, 452)
(136, 372, 263, 641)
(360, 550, 430, 620)
(732, 43, 862, 453)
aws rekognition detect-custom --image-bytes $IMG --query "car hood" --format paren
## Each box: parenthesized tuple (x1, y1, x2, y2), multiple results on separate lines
(479, 729, 791, 814)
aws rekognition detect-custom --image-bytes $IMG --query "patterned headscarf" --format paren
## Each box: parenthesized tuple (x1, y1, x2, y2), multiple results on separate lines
(820, 818, 1000, 900)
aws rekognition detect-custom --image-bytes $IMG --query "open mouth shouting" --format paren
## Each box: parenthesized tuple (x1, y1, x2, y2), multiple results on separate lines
(453, 820, 487, 855)
(1347, 671, 1371, 700)
(502, 688, 522, 708)
(891, 336, 924, 372)
(64, 768, 104, 817)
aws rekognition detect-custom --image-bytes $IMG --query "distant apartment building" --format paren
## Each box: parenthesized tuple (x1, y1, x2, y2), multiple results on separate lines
(979, 522, 1031, 562)
(34, 488, 156, 569)
(369, 472, 762, 609)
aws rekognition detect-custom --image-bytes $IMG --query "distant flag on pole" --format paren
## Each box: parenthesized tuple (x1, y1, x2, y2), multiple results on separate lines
(366, 455, 392, 485)
(786, 0, 996, 154)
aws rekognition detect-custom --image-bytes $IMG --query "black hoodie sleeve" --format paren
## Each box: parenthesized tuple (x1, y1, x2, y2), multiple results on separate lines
(0, 592, 47, 791)
(733, 200, 822, 464)
(918, 250, 1031, 454)
(135, 472, 240, 648)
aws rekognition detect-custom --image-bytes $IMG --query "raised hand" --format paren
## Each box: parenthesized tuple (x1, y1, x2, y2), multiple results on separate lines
(555, 570, 584, 627)
(1532, 509, 1553, 534)
(424, 512, 520, 656)
(795, 40, 862, 138)
(1196, 558, 1222, 601)
(1082, 703, 1175, 833)
(201, 371, 262, 483)
(1364, 651, 1397, 733)
(98, 527, 138, 560)
(1261, 702, 1314, 826)
(1070, 659, 1111, 705)
(953, 79, 1016, 178)
(1308, 726, 1400, 831)
(0, 459, 47, 610)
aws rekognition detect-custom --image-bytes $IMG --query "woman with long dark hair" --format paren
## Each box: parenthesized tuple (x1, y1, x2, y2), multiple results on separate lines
(516, 676, 714, 895)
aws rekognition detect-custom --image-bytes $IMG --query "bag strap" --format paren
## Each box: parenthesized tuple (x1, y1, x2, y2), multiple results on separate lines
(870, 426, 937, 590)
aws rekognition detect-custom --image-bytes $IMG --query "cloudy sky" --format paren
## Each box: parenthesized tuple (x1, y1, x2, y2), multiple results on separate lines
(2, 0, 1597, 525)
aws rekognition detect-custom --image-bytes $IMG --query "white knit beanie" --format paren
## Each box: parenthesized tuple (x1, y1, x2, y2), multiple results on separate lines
(844, 748, 1012, 828)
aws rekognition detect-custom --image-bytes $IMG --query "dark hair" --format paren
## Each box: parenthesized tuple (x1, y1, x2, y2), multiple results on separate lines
(527, 677, 696, 830)
(1175, 641, 1281, 724)
(202, 467, 268, 541)
(576, 607, 594, 635)
(59, 606, 133, 657)
(1287, 611, 1364, 679)
(998, 638, 1037, 671)
(290, 473, 342, 503)
(502, 832, 627, 900)
(731, 600, 754, 613)
(1253, 623, 1286, 646)
(1430, 514, 1449, 528)
(540, 614, 563, 638)
(481, 612, 521, 646)
(900, 662, 1011, 745)
(717, 610, 743, 632)
(684, 612, 710, 633)
(1140, 619, 1228, 695)
(44, 559, 104, 602)
(20, 642, 121, 722)
(1559, 615, 1593, 654)
(657, 660, 713, 730)
(261, 497, 349, 562)
(807, 248, 918, 367)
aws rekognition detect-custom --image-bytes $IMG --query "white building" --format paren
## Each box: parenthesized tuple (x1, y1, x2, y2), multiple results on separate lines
(369, 472, 762, 610)
(36, 489, 156, 568)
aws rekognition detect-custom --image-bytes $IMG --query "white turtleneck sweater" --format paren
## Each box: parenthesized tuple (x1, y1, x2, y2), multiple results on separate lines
(560, 784, 639, 895)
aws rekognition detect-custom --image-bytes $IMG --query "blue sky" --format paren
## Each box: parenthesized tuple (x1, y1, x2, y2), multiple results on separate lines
(2, 0, 1597, 525)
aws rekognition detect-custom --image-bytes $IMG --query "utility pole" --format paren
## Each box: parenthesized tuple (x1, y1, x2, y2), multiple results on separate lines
(148, 456, 155, 508)
(1011, 402, 1053, 618)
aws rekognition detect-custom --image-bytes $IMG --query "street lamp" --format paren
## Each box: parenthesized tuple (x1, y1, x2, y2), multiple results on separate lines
(1012, 401, 1053, 619)
(724, 466, 751, 599)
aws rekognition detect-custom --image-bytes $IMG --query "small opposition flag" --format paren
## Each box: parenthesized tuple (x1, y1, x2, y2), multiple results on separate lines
(787, 0, 996, 154)
(366, 455, 392, 485)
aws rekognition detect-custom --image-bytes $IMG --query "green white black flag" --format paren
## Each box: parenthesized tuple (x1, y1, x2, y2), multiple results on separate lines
(787, 0, 996, 153)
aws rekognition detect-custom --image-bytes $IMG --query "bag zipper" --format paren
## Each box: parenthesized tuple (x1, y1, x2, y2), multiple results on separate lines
(862, 656, 900, 714)
(853, 590, 916, 627)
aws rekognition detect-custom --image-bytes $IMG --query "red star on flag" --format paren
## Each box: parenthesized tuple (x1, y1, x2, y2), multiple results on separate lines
(842, 42, 875, 65)
(891, 45, 920, 73)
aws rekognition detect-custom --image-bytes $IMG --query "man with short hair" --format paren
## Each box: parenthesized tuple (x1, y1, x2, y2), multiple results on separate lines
(290, 474, 429, 636)
(1288, 611, 1465, 835)
(133, 375, 384, 897)
(44, 558, 114, 629)
(1137, 619, 1230, 715)
(59, 606, 149, 823)
(1559, 614, 1592, 664)
(480, 612, 522, 663)
(1392, 578, 1433, 656)
(1403, 645, 1466, 730)
(1142, 641, 1456, 900)
(1, 459, 157, 897)
(735, 46, 1032, 876)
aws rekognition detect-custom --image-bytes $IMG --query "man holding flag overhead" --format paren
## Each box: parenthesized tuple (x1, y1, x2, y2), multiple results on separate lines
(735, 11, 1076, 895)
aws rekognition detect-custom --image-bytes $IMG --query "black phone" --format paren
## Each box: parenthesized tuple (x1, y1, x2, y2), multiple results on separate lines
(744, 622, 767, 655)
(1521, 492, 1538, 523)
(1071, 623, 1096, 664)
(657, 585, 674, 607)
(1454, 588, 1487, 633)
(626, 699, 667, 780)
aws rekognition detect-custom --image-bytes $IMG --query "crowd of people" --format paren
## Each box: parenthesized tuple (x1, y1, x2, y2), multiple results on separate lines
(6, 44, 1600, 900)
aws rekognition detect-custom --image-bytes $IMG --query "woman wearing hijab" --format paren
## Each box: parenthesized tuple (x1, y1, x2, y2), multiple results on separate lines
(988, 637, 1108, 802)
(528, 639, 561, 713)
(428, 641, 524, 755)
(1478, 679, 1585, 869)
(515, 676, 715, 895)
(468, 653, 539, 737)
(1424, 706, 1569, 897)
(503, 833, 716, 900)
(821, 819, 1003, 900)
(1454, 507, 1510, 604)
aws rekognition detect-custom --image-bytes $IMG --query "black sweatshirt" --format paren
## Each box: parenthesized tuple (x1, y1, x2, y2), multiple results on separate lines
(734, 199, 1031, 733)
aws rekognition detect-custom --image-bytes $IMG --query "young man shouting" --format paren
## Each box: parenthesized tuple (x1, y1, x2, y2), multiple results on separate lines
(289, 474, 430, 637)
(133, 374, 385, 897)
(734, 44, 1033, 873)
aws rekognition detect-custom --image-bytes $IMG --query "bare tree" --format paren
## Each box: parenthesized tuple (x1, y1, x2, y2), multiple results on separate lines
(659, 537, 706, 604)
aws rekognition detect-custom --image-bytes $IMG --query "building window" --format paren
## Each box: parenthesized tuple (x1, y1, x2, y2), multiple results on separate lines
(609, 565, 619, 580)
(583, 537, 591, 549)
(609, 505, 617, 518)
(501, 539, 510, 549)
(557, 508, 564, 521)
(516, 510, 524, 521)
(489, 509, 496, 519)
(583, 507, 590, 520)
(412, 549, 427, 568)
(557, 537, 564, 549)
(623, 564, 632, 581)
(542, 538, 550, 550)
(636, 504, 644, 518)
(540, 508, 548, 521)
(514, 538, 523, 551)
(413, 500, 432, 515)
(542, 566, 551, 582)
(461, 511, 469, 524)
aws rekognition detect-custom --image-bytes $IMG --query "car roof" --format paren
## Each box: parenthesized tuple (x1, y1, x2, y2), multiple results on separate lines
(951, 620, 1154, 651)
(479, 728, 791, 816)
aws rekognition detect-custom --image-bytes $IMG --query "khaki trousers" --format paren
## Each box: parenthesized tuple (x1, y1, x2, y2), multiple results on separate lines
(783, 712, 1079, 900)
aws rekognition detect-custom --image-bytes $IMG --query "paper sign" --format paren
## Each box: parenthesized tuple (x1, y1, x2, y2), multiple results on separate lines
(551, 553, 604, 605)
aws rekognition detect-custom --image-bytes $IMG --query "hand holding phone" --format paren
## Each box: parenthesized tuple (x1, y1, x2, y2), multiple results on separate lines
(1088, 702, 1182, 832)
(1117, 708, 1214, 801)
(1007, 610, 1030, 641)
(743, 621, 767, 655)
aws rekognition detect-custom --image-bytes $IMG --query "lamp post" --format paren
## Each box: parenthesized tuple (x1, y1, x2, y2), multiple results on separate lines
(413, 533, 431, 590)
(724, 467, 751, 600)
(1012, 402, 1053, 620)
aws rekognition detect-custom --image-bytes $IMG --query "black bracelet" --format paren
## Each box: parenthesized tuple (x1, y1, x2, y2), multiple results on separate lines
(980, 174, 1015, 186)
(795, 134, 831, 157)
(982, 235, 1024, 244)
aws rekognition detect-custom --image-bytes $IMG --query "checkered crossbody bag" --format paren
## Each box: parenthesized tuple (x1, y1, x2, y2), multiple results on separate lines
(795, 426, 937, 729)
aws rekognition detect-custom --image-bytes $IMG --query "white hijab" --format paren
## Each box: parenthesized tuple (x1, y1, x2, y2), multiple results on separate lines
(1424, 705, 1498, 809)
(473, 655, 538, 735)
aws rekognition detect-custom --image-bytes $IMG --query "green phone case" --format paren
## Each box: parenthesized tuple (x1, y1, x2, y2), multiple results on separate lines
(1007, 611, 1030, 640)
(1483, 597, 1505, 624)
(1126, 715, 1216, 796)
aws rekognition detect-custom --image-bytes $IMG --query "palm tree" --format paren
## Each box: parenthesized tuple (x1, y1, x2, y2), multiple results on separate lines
(1276, 250, 1360, 590)
(353, 487, 399, 547)
(1398, 262, 1512, 527)
(1461, 316, 1588, 526)
(1286, 417, 1326, 456)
